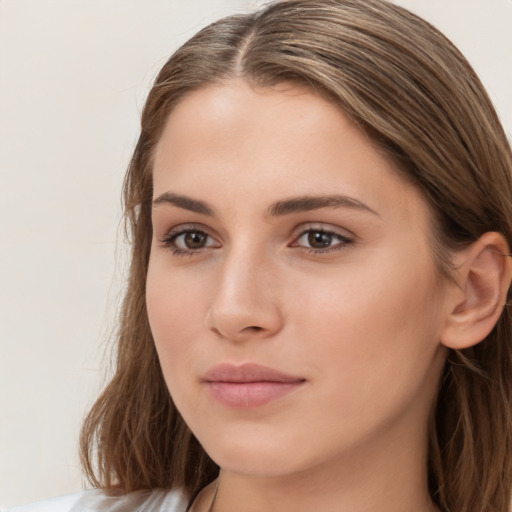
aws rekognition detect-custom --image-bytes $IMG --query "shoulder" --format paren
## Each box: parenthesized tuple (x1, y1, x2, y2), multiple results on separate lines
(7, 488, 188, 512)
(6, 491, 85, 512)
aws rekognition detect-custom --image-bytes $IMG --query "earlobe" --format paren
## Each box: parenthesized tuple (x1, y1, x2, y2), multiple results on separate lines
(440, 232, 512, 350)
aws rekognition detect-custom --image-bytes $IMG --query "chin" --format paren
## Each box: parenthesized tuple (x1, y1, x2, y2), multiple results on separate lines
(208, 447, 304, 477)
(195, 423, 325, 478)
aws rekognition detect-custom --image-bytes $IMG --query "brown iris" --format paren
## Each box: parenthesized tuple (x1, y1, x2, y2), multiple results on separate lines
(308, 231, 334, 249)
(184, 231, 208, 249)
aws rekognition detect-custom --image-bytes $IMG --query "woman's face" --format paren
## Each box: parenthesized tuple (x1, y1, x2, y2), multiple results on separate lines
(147, 80, 449, 478)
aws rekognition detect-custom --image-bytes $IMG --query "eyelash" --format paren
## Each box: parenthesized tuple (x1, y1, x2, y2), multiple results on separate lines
(159, 225, 354, 256)
(292, 228, 354, 254)
(160, 225, 218, 256)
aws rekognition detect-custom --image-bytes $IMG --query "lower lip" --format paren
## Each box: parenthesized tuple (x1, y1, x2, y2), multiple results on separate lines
(206, 381, 304, 408)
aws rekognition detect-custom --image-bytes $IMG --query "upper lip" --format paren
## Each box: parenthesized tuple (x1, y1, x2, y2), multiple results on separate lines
(203, 363, 305, 383)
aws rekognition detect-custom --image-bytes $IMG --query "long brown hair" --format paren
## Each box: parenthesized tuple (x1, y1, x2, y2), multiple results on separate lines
(80, 1, 512, 510)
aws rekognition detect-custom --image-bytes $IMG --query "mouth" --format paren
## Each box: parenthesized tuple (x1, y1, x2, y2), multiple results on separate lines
(202, 363, 306, 408)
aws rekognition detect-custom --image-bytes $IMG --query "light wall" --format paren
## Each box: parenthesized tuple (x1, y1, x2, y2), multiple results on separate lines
(0, 0, 510, 508)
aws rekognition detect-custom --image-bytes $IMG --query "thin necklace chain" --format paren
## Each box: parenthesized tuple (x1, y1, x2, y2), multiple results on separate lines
(207, 481, 219, 512)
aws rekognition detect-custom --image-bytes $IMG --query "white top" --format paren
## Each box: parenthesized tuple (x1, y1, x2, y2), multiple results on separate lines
(7, 489, 188, 512)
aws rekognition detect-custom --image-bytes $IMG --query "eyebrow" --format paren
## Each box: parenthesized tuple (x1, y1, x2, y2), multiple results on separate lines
(153, 192, 215, 216)
(268, 195, 378, 217)
(152, 192, 378, 217)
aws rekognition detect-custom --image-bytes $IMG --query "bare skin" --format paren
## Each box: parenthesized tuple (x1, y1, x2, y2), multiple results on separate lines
(147, 80, 475, 512)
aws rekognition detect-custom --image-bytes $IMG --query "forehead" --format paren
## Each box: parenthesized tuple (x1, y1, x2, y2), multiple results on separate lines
(152, 79, 430, 225)
(155, 80, 347, 148)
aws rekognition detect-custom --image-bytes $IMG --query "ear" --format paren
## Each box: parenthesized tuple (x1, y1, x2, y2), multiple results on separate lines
(441, 232, 512, 350)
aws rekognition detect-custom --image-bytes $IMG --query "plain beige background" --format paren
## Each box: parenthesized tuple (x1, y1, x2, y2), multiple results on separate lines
(0, 0, 510, 508)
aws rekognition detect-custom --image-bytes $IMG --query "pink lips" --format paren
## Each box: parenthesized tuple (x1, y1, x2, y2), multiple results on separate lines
(203, 363, 305, 408)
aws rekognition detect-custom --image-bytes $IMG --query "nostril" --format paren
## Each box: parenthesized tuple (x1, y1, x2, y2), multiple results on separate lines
(247, 326, 263, 332)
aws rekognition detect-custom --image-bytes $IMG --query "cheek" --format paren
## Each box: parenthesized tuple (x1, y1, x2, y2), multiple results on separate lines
(292, 251, 444, 397)
(145, 243, 446, 475)
(146, 260, 207, 383)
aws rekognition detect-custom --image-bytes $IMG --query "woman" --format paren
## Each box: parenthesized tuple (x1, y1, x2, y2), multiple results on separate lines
(11, 0, 512, 511)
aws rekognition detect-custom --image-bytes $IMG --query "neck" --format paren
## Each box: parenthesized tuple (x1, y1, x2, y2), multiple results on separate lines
(200, 419, 438, 512)
(212, 467, 435, 512)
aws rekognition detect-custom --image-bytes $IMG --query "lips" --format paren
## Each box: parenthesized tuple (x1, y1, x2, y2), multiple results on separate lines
(203, 363, 305, 408)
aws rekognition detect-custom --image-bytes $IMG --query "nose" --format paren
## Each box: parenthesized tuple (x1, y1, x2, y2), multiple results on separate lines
(204, 249, 284, 342)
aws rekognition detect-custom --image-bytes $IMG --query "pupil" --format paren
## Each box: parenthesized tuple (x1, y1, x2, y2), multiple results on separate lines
(185, 231, 206, 248)
(308, 231, 332, 248)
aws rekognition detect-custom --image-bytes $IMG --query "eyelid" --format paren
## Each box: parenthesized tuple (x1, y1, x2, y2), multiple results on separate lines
(159, 223, 221, 252)
(157, 221, 355, 256)
(290, 223, 356, 253)
(292, 222, 355, 241)
(160, 222, 217, 237)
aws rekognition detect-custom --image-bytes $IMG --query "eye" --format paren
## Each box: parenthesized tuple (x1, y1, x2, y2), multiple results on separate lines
(175, 230, 210, 249)
(160, 226, 220, 255)
(292, 228, 353, 253)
